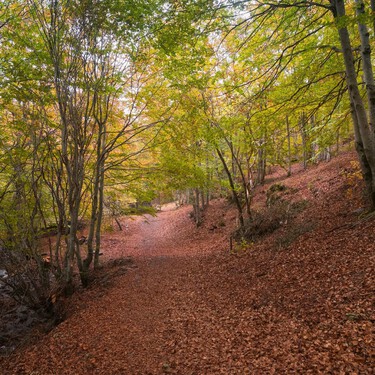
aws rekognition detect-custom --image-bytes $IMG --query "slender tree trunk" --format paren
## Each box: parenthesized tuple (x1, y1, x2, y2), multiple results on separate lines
(224, 140, 251, 218)
(310, 114, 317, 162)
(193, 188, 202, 227)
(205, 156, 210, 206)
(286, 115, 292, 176)
(83, 125, 103, 279)
(300, 112, 309, 169)
(257, 144, 266, 184)
(235, 157, 251, 218)
(201, 189, 205, 208)
(114, 217, 123, 231)
(94, 126, 107, 269)
(94, 160, 105, 269)
(216, 148, 245, 228)
(336, 128, 340, 154)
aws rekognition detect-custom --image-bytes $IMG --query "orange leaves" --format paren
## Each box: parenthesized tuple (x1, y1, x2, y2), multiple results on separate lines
(1, 152, 373, 374)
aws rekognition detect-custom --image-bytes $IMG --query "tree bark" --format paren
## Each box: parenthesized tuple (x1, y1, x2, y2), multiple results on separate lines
(216, 148, 245, 228)
(193, 188, 202, 227)
(257, 143, 266, 184)
(286, 115, 292, 176)
(355, 0, 375, 134)
(94, 131, 106, 269)
(331, 0, 375, 207)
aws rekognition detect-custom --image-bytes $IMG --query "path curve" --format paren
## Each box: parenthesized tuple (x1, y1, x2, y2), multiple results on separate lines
(1, 162, 373, 374)
(3, 202, 236, 374)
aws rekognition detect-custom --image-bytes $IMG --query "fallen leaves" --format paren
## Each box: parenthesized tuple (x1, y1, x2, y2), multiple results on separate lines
(0, 152, 374, 374)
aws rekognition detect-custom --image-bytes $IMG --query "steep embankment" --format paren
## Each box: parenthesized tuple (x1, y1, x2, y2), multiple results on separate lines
(0, 152, 374, 374)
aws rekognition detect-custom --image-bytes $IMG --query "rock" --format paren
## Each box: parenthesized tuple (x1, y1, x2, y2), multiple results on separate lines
(0, 269, 8, 279)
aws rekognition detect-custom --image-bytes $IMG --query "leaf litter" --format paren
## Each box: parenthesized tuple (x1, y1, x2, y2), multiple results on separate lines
(0, 151, 374, 374)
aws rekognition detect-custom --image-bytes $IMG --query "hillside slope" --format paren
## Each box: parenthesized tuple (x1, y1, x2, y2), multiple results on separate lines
(0, 152, 374, 374)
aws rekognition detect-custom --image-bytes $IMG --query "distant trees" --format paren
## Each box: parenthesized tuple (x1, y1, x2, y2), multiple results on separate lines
(128, 2, 350, 231)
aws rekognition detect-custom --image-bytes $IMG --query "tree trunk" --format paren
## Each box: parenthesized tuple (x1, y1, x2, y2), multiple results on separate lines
(300, 112, 309, 169)
(356, 0, 375, 134)
(257, 144, 266, 184)
(216, 148, 245, 228)
(371, 0, 375, 38)
(286, 115, 292, 176)
(94, 134, 106, 269)
(331, 0, 375, 208)
(193, 188, 202, 227)
(83, 124, 103, 278)
(224, 140, 251, 218)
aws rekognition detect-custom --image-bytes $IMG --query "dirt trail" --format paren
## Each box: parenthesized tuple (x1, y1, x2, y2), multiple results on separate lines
(2, 201, 236, 374)
(1, 153, 374, 374)
(100, 203, 232, 260)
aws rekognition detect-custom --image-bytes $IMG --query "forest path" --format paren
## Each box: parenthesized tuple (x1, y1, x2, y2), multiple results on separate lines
(2, 153, 374, 374)
(5, 201, 238, 374)
(100, 203, 228, 259)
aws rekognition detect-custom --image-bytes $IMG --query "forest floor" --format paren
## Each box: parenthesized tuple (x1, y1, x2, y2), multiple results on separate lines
(0, 151, 374, 374)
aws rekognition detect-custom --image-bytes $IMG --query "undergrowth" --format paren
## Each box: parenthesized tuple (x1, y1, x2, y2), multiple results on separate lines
(233, 199, 309, 244)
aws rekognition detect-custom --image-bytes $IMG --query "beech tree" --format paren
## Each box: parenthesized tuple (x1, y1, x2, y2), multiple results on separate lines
(0, 0, 171, 307)
(219, 0, 375, 207)
(2, 0, 375, 312)
(332, 0, 375, 207)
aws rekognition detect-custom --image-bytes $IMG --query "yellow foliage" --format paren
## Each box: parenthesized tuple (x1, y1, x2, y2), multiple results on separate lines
(341, 161, 362, 199)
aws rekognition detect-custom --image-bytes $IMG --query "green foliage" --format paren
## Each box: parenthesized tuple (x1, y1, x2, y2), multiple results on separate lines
(340, 161, 363, 199)
(0, 0, 365, 307)
(230, 237, 252, 255)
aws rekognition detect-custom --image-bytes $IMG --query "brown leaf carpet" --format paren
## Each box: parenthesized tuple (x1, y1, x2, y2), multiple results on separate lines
(1, 152, 374, 374)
